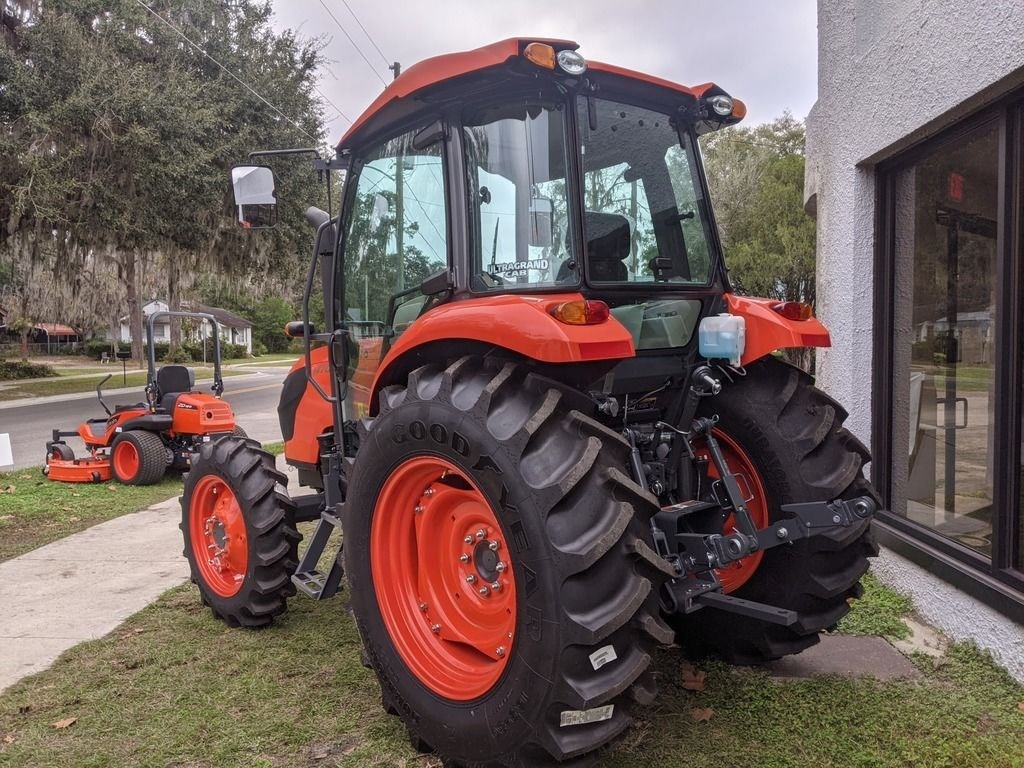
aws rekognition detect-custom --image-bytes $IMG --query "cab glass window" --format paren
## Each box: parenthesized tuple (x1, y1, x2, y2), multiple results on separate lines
(463, 100, 576, 290)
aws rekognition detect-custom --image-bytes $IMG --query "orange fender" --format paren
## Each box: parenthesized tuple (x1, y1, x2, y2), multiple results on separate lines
(724, 294, 831, 366)
(369, 293, 635, 413)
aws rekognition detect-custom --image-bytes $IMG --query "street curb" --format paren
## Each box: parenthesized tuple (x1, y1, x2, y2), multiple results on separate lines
(0, 372, 266, 411)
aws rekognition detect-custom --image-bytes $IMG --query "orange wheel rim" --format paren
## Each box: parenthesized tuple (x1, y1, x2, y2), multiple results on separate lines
(696, 429, 770, 593)
(189, 476, 249, 598)
(113, 440, 140, 479)
(370, 456, 516, 701)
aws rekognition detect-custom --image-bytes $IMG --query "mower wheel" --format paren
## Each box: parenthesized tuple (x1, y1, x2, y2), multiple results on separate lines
(110, 431, 166, 485)
(670, 357, 878, 664)
(48, 444, 75, 462)
(344, 357, 672, 767)
(181, 437, 300, 628)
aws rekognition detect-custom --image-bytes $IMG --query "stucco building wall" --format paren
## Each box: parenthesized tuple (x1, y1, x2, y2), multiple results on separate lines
(805, 1, 1024, 679)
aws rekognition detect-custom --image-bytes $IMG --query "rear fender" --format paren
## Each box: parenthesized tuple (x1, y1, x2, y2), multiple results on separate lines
(725, 294, 831, 366)
(368, 293, 635, 414)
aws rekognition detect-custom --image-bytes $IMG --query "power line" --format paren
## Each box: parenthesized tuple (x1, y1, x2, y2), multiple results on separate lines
(338, 0, 391, 68)
(315, 0, 389, 87)
(312, 84, 353, 125)
(132, 0, 320, 143)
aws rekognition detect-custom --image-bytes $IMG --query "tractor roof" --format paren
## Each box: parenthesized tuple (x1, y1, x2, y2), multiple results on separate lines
(336, 37, 731, 150)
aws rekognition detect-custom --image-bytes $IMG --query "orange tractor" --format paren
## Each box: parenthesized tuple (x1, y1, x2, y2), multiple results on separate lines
(46, 311, 244, 485)
(185, 39, 878, 766)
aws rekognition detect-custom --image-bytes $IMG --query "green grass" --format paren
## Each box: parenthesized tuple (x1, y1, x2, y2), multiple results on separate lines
(0, 466, 180, 562)
(836, 572, 914, 639)
(1, 576, 1022, 767)
(0, 369, 246, 402)
(262, 440, 285, 456)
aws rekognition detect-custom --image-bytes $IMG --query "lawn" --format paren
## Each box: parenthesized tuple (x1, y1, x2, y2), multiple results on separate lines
(0, 568, 1021, 767)
(0, 466, 181, 562)
(0, 368, 246, 402)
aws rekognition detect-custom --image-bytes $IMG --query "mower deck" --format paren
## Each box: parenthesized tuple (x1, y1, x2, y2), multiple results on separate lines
(44, 455, 112, 483)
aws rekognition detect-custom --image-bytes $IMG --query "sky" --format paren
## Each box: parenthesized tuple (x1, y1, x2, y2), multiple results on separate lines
(269, 0, 819, 143)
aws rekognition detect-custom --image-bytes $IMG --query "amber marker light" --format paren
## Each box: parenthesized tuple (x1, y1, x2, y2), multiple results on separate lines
(772, 301, 813, 321)
(550, 300, 611, 325)
(730, 98, 747, 119)
(524, 42, 556, 69)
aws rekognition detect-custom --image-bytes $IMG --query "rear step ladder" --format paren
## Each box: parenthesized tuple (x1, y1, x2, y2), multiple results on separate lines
(291, 508, 344, 600)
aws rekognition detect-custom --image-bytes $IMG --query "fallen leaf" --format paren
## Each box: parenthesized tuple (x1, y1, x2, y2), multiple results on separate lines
(17, 705, 30, 715)
(680, 663, 707, 691)
(1017, 701, 1024, 713)
(690, 707, 714, 722)
(1, 485, 15, 494)
(107, 485, 117, 492)
(52, 717, 76, 730)
(3, 734, 15, 744)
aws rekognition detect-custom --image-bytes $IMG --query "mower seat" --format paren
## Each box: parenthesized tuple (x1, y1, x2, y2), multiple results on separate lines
(156, 365, 193, 412)
(556, 211, 632, 282)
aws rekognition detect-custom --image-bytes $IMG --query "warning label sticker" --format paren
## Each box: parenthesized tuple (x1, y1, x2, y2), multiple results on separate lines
(588, 645, 618, 671)
(559, 705, 614, 728)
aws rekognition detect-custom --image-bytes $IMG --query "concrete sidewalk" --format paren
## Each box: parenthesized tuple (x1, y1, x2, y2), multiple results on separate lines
(0, 496, 189, 692)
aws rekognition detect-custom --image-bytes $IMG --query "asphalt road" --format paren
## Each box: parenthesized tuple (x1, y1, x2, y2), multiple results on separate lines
(0, 367, 288, 470)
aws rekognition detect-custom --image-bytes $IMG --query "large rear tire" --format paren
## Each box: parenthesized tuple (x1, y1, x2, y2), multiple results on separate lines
(344, 357, 673, 767)
(110, 431, 166, 485)
(181, 437, 300, 628)
(670, 357, 878, 664)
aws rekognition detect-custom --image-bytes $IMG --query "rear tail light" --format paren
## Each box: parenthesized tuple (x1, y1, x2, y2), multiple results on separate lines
(550, 300, 610, 325)
(772, 301, 814, 321)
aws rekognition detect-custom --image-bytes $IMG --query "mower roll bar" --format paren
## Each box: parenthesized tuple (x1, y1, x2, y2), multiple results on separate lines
(145, 311, 224, 399)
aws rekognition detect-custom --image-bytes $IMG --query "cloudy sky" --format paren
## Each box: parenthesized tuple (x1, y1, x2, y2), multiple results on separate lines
(270, 0, 819, 142)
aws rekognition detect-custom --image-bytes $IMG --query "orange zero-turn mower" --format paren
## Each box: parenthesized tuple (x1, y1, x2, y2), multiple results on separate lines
(44, 311, 245, 485)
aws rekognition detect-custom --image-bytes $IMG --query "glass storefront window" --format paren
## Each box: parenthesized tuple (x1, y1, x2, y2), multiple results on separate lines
(890, 121, 1000, 558)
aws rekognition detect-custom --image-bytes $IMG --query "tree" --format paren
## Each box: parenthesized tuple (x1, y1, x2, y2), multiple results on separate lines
(252, 296, 294, 353)
(700, 114, 816, 367)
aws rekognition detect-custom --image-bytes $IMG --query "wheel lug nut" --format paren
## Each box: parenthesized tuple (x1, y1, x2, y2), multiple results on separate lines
(431, 624, 441, 634)
(496, 646, 505, 657)
(464, 535, 473, 544)
(495, 562, 506, 573)
(478, 586, 490, 596)
(476, 529, 486, 539)
(491, 581, 501, 591)
(459, 554, 470, 563)
(488, 540, 500, 551)
(414, 505, 423, 514)
(419, 602, 428, 612)
(466, 574, 476, 584)
(424, 488, 434, 497)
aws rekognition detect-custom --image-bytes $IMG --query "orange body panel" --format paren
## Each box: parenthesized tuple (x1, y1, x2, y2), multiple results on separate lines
(169, 393, 235, 436)
(46, 456, 112, 483)
(78, 407, 148, 447)
(283, 347, 334, 465)
(724, 294, 831, 366)
(283, 294, 636, 467)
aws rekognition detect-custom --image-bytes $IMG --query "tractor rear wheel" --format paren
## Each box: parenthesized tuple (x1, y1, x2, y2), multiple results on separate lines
(670, 357, 878, 664)
(181, 437, 300, 628)
(110, 431, 166, 485)
(344, 357, 672, 767)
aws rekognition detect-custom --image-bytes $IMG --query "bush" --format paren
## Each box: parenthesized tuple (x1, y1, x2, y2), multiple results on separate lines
(252, 339, 268, 357)
(0, 360, 57, 380)
(163, 347, 193, 364)
(222, 342, 248, 359)
(85, 339, 122, 360)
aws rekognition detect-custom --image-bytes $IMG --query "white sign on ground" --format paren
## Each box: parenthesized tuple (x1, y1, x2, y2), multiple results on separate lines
(0, 433, 12, 467)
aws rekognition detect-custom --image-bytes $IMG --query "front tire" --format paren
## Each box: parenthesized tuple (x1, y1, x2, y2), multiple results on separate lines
(345, 357, 672, 767)
(670, 357, 878, 664)
(181, 437, 300, 628)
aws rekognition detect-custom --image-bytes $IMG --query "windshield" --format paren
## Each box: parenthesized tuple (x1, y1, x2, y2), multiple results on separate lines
(576, 97, 715, 285)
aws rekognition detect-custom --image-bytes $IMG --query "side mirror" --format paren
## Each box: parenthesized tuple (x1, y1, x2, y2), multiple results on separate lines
(230, 165, 278, 229)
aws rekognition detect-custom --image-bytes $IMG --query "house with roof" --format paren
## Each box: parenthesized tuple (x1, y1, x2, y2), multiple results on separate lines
(116, 300, 253, 354)
(804, 0, 1024, 679)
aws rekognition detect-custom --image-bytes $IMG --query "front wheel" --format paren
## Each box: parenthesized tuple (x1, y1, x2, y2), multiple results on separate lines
(345, 357, 673, 767)
(181, 437, 300, 628)
(669, 357, 878, 664)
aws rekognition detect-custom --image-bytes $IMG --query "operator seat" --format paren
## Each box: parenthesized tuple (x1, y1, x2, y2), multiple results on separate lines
(157, 365, 193, 413)
(557, 211, 631, 282)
